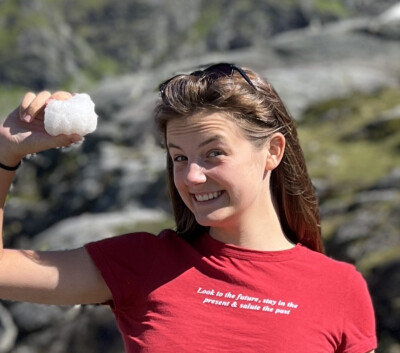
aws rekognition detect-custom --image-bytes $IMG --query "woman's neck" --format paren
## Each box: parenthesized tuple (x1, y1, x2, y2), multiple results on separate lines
(209, 212, 295, 251)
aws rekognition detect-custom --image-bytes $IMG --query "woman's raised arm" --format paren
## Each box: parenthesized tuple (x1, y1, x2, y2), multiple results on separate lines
(0, 92, 112, 305)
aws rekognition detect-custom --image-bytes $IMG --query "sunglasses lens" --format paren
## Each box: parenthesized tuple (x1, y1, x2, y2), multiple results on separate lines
(159, 76, 176, 95)
(204, 64, 233, 78)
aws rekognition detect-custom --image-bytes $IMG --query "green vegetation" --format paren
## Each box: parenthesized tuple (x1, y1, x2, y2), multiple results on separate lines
(189, 3, 222, 42)
(358, 245, 400, 274)
(299, 87, 400, 240)
(312, 0, 349, 18)
(299, 87, 400, 190)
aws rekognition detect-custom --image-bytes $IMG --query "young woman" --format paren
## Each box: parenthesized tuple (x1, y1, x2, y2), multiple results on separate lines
(0, 63, 377, 352)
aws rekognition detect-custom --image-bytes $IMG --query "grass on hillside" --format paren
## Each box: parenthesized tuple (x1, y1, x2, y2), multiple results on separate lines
(298, 87, 400, 241)
(298, 87, 400, 192)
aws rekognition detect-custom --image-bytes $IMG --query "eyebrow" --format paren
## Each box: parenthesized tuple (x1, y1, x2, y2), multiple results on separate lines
(167, 135, 224, 150)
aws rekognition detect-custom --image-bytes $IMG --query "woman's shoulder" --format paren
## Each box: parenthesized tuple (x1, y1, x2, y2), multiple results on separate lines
(87, 227, 177, 245)
(293, 245, 371, 310)
(85, 228, 189, 258)
(296, 244, 362, 280)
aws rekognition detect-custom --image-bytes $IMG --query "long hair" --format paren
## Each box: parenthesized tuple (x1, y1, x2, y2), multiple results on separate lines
(154, 64, 323, 252)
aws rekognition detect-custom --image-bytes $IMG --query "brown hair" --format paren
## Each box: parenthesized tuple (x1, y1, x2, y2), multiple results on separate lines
(155, 64, 323, 252)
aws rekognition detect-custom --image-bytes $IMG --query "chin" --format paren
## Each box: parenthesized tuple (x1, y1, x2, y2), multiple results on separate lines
(194, 212, 233, 229)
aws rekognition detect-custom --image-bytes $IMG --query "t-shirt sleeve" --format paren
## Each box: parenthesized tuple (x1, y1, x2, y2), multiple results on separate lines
(85, 232, 161, 310)
(337, 268, 377, 353)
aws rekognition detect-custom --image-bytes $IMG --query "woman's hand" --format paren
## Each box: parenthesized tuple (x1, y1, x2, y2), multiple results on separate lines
(0, 91, 83, 166)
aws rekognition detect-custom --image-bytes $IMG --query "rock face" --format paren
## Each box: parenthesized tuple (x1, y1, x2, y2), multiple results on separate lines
(1, 0, 400, 89)
(1, 1, 400, 352)
(366, 2, 400, 38)
(325, 169, 400, 347)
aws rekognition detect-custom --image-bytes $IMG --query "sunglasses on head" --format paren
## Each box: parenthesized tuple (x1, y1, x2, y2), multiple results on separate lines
(159, 62, 257, 96)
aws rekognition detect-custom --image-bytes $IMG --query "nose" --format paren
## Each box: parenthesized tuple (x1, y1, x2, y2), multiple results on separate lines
(185, 162, 207, 186)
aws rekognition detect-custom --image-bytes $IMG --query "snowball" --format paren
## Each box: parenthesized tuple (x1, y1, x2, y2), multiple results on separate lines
(44, 93, 98, 136)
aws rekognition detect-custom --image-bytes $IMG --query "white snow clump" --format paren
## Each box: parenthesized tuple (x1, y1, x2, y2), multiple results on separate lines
(44, 93, 98, 136)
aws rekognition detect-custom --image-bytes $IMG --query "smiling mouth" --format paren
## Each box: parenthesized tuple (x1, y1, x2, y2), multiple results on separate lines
(194, 191, 223, 202)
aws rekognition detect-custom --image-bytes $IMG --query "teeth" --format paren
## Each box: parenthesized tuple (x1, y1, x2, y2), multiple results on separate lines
(195, 191, 222, 202)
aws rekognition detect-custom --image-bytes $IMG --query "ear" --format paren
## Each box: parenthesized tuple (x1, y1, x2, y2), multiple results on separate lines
(265, 133, 285, 171)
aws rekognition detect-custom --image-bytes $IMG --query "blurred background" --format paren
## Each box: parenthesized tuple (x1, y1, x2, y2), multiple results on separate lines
(0, 0, 399, 352)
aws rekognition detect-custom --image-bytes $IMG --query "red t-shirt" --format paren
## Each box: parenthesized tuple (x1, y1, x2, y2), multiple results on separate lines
(85, 230, 377, 353)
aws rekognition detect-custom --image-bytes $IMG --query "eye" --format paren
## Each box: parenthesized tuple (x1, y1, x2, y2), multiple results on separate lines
(208, 150, 223, 158)
(172, 155, 187, 162)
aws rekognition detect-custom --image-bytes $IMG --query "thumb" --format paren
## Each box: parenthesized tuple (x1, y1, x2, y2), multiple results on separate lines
(59, 134, 83, 146)
(47, 134, 83, 150)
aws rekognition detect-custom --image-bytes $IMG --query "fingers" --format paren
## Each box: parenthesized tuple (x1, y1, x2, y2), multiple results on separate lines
(46, 91, 72, 103)
(20, 91, 51, 123)
(20, 92, 36, 122)
(20, 91, 73, 123)
(52, 134, 83, 150)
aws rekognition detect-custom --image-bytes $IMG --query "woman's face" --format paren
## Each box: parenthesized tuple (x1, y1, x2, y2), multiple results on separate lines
(166, 112, 274, 234)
